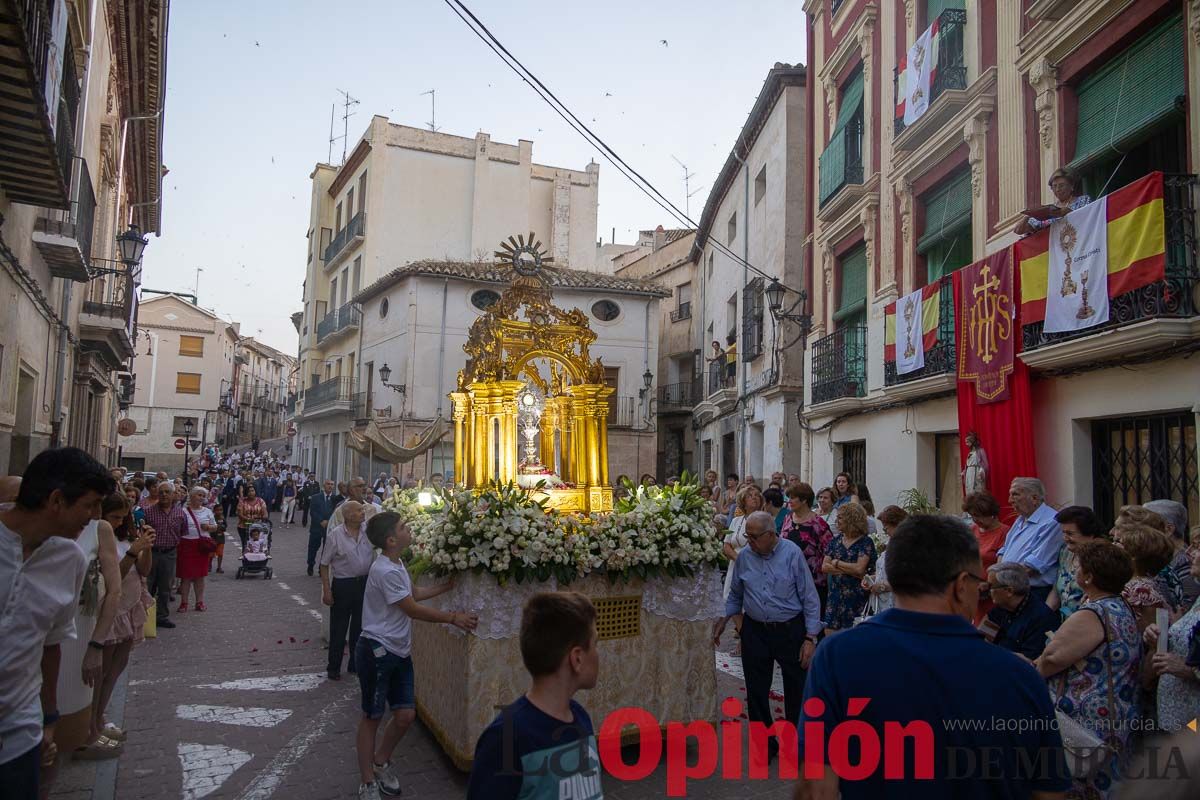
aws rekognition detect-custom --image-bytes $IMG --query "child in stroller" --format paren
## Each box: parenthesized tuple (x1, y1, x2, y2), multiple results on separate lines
(236, 520, 273, 579)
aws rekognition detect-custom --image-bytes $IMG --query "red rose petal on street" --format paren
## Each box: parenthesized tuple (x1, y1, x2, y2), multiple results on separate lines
(289, 636, 296, 643)
(250, 647, 258, 652)
(277, 640, 283, 644)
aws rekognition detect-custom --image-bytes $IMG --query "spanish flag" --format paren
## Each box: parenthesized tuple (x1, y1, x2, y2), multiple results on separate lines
(1017, 171, 1166, 323)
(884, 281, 941, 365)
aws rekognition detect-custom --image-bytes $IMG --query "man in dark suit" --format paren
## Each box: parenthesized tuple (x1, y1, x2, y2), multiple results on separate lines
(307, 479, 338, 577)
(220, 470, 243, 530)
(299, 473, 320, 527)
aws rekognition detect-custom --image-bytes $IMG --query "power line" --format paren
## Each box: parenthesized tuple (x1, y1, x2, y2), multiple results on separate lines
(441, 0, 803, 298)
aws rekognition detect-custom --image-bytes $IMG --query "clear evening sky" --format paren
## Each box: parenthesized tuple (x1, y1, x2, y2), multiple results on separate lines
(142, 0, 807, 352)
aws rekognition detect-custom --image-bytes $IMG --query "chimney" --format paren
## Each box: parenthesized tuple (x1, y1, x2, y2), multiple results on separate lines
(653, 224, 666, 251)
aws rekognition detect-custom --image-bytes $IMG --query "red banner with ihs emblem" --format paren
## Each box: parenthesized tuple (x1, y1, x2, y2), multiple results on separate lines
(954, 249, 1037, 522)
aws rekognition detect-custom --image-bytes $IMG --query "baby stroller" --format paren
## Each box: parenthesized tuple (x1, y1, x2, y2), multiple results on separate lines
(236, 520, 273, 580)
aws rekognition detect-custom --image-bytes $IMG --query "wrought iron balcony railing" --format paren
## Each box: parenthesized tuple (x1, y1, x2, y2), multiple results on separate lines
(316, 302, 361, 343)
(305, 377, 358, 412)
(323, 211, 366, 264)
(707, 360, 733, 396)
(1022, 173, 1198, 351)
(669, 301, 691, 322)
(893, 8, 968, 137)
(607, 396, 636, 428)
(657, 378, 702, 411)
(811, 324, 867, 404)
(885, 276, 956, 385)
(80, 261, 133, 321)
(818, 117, 864, 207)
(35, 157, 96, 281)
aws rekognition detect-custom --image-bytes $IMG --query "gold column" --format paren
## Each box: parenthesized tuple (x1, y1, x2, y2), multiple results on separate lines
(596, 384, 614, 487)
(450, 392, 469, 487)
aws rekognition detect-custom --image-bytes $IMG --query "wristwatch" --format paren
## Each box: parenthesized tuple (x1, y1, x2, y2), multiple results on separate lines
(87, 640, 105, 650)
(805, 634, 818, 643)
(43, 710, 60, 726)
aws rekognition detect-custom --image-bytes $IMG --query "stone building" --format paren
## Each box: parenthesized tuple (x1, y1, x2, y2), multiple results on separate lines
(801, 0, 1199, 520)
(121, 294, 240, 472)
(613, 227, 699, 479)
(0, 0, 168, 469)
(688, 63, 810, 481)
(292, 116, 611, 481)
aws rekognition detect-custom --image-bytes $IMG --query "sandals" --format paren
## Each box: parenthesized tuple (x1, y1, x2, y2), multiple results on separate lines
(177, 602, 189, 612)
(102, 723, 126, 741)
(74, 735, 123, 760)
(195, 602, 207, 612)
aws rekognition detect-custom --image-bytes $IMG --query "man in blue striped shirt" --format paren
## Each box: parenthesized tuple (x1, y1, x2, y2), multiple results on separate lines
(713, 510, 821, 757)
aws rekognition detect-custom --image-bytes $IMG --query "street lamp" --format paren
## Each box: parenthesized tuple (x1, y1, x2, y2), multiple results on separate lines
(639, 368, 653, 398)
(182, 417, 195, 486)
(378, 362, 406, 395)
(116, 224, 149, 267)
(766, 277, 813, 350)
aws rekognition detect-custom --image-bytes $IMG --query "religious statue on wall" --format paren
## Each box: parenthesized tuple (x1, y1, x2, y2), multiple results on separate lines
(962, 431, 989, 497)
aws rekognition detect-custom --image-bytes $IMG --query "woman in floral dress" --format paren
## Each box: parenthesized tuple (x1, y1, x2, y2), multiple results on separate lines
(820, 502, 876, 635)
(1113, 524, 1176, 632)
(1144, 543, 1200, 732)
(1037, 541, 1141, 800)
(779, 482, 833, 610)
(1049, 506, 1108, 620)
(236, 484, 268, 550)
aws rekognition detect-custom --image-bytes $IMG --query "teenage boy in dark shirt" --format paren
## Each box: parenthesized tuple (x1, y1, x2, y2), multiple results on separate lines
(467, 592, 603, 800)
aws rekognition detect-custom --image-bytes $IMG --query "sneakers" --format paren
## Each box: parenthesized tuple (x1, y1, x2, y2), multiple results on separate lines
(358, 782, 382, 800)
(373, 761, 402, 796)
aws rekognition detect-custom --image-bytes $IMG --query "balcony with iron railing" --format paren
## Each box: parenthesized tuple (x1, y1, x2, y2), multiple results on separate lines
(884, 276, 956, 386)
(78, 261, 135, 368)
(893, 8, 968, 145)
(818, 117, 864, 209)
(607, 396, 636, 428)
(34, 157, 95, 281)
(304, 377, 358, 415)
(316, 303, 361, 343)
(811, 324, 867, 405)
(657, 377, 702, 413)
(1022, 173, 1199, 359)
(323, 211, 366, 267)
(669, 301, 691, 323)
(0, 1, 79, 207)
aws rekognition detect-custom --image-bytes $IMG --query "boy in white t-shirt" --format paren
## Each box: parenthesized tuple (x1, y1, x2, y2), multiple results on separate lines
(355, 512, 478, 800)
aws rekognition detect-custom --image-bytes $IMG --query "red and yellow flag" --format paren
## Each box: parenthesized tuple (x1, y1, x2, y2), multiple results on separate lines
(1016, 171, 1166, 323)
(884, 282, 940, 362)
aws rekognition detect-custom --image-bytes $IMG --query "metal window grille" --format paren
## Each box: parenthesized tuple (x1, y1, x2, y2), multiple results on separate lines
(1091, 413, 1198, 526)
(593, 595, 642, 641)
(841, 441, 867, 488)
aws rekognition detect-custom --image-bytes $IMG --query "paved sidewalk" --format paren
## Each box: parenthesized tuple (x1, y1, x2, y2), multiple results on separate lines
(48, 511, 797, 799)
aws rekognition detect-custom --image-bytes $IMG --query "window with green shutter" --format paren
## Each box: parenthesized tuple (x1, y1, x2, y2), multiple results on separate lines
(1071, 14, 1185, 172)
(819, 69, 865, 206)
(924, 232, 972, 283)
(917, 170, 972, 259)
(834, 243, 868, 328)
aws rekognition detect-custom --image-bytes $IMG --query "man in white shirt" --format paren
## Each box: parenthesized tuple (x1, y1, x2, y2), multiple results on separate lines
(319, 502, 375, 680)
(0, 448, 116, 799)
(330, 477, 380, 530)
(998, 477, 1063, 603)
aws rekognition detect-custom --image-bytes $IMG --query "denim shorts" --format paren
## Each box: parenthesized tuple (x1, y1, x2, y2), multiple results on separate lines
(355, 637, 415, 718)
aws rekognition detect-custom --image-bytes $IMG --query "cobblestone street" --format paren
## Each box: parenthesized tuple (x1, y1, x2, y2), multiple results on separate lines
(49, 512, 794, 800)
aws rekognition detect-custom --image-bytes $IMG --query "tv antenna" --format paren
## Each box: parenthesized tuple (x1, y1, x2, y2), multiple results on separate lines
(421, 89, 439, 132)
(671, 155, 703, 218)
(328, 89, 360, 165)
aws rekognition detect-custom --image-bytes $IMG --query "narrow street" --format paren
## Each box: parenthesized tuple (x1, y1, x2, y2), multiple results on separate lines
(49, 510, 794, 800)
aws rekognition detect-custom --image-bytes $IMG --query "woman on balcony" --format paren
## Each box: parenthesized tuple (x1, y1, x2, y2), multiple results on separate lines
(1014, 168, 1094, 236)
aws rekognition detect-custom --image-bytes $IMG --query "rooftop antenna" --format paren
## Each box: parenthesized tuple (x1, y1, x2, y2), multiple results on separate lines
(327, 103, 335, 164)
(671, 155, 703, 218)
(421, 89, 439, 132)
(194, 266, 203, 302)
(336, 89, 360, 164)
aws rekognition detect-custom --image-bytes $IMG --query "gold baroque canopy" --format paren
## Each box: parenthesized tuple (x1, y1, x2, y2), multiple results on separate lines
(451, 234, 614, 513)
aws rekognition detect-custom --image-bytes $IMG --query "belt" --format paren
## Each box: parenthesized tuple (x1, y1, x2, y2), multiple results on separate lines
(745, 613, 804, 629)
(153, 545, 176, 553)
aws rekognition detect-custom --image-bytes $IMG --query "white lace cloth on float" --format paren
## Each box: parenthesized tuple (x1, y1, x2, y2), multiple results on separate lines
(426, 566, 724, 639)
(640, 566, 725, 622)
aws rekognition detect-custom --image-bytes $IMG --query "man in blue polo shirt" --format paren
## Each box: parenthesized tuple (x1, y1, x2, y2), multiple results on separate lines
(796, 514, 1069, 800)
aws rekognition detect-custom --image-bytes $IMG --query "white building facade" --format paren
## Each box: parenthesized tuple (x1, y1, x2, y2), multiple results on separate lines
(292, 117, 608, 481)
(690, 64, 809, 482)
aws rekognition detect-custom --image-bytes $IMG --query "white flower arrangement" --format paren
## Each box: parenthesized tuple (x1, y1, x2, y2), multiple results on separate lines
(399, 474, 722, 585)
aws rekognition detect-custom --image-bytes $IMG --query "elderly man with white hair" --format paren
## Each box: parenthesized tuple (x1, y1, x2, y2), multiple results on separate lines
(998, 477, 1062, 603)
(142, 480, 189, 630)
(1145, 499, 1199, 608)
(983, 562, 1060, 660)
(713, 510, 821, 762)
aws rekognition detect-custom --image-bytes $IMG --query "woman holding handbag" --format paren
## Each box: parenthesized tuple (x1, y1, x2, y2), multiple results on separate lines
(178, 487, 218, 612)
(1036, 540, 1141, 798)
